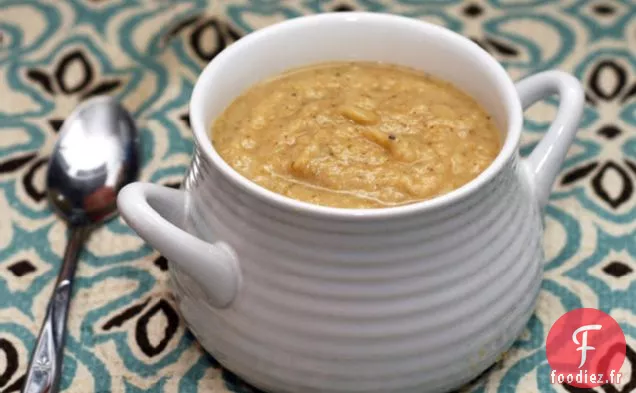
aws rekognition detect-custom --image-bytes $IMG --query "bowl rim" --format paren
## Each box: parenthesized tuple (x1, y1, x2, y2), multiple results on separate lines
(189, 12, 523, 221)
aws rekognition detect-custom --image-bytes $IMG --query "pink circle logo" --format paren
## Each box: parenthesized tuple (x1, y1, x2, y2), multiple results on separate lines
(546, 308, 626, 388)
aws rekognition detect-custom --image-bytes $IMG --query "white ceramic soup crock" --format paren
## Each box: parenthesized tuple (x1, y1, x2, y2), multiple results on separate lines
(117, 12, 583, 393)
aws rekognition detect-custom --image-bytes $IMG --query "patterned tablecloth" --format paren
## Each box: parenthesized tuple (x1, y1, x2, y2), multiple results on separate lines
(1, 1, 635, 392)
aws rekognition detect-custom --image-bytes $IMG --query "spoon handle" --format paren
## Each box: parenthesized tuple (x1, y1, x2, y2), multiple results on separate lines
(21, 227, 90, 393)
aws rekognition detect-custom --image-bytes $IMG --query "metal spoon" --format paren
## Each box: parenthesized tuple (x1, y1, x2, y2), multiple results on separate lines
(21, 96, 139, 393)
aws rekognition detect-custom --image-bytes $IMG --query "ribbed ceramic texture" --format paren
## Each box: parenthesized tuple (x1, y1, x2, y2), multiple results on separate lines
(169, 143, 544, 393)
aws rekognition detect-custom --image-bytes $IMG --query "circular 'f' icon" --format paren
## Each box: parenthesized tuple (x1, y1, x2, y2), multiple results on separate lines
(546, 308, 626, 388)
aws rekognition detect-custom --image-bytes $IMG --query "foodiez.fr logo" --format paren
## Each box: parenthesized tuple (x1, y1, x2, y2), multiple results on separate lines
(546, 308, 626, 388)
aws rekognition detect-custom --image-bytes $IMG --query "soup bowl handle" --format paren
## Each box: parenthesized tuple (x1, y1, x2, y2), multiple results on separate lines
(515, 70, 584, 208)
(117, 182, 241, 308)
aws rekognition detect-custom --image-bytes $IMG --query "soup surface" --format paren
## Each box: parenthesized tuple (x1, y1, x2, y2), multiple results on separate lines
(211, 62, 501, 208)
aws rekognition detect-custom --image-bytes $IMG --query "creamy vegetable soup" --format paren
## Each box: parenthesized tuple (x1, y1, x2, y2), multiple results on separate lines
(211, 62, 501, 208)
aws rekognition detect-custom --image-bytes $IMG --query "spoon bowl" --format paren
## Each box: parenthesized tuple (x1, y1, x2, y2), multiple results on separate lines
(47, 96, 139, 226)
